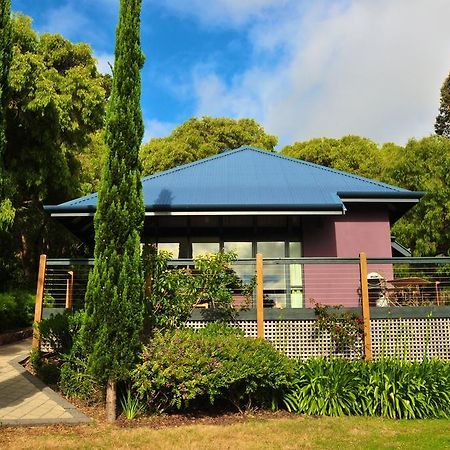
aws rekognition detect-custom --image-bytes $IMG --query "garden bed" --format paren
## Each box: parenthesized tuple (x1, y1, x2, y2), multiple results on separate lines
(0, 327, 33, 346)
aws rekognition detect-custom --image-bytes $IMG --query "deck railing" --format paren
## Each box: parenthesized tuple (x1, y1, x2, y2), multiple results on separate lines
(33, 254, 450, 360)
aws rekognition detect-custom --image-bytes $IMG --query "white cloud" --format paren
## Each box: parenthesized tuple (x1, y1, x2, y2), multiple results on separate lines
(143, 119, 176, 143)
(189, 0, 450, 145)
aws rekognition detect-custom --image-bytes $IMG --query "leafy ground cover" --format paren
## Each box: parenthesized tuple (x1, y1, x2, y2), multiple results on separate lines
(1, 415, 449, 449)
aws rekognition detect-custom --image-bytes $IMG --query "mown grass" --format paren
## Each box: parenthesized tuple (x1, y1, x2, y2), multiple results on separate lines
(1, 416, 449, 450)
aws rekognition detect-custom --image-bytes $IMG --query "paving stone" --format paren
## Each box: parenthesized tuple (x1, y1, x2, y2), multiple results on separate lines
(0, 339, 90, 425)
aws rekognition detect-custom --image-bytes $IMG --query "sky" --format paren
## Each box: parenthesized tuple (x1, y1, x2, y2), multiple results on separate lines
(10, 0, 450, 147)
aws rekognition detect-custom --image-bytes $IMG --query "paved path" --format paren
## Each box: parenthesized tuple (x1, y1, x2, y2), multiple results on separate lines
(0, 339, 90, 426)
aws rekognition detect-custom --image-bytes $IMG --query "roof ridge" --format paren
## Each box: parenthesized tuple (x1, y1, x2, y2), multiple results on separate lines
(261, 149, 405, 193)
(140, 146, 254, 185)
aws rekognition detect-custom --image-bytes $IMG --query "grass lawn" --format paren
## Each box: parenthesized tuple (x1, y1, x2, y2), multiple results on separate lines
(1, 415, 449, 450)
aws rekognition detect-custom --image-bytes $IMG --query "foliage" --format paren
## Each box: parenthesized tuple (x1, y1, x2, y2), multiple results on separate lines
(142, 245, 197, 332)
(314, 304, 364, 355)
(0, 0, 14, 231)
(0, 14, 109, 285)
(42, 291, 55, 307)
(120, 389, 145, 420)
(0, 289, 34, 332)
(132, 324, 293, 412)
(29, 347, 41, 373)
(358, 358, 450, 419)
(284, 358, 361, 416)
(281, 135, 382, 180)
(435, 70, 450, 137)
(282, 134, 450, 256)
(78, 130, 108, 195)
(80, 0, 145, 388)
(193, 250, 247, 320)
(283, 358, 450, 419)
(38, 310, 83, 355)
(59, 351, 101, 402)
(143, 247, 252, 333)
(383, 136, 450, 256)
(140, 117, 277, 175)
(38, 360, 61, 386)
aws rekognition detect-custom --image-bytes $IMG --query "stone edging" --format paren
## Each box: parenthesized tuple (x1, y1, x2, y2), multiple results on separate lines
(1, 355, 92, 427)
(0, 328, 33, 347)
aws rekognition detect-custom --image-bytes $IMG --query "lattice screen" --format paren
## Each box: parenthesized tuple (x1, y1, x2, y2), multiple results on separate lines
(186, 318, 450, 360)
(371, 318, 450, 360)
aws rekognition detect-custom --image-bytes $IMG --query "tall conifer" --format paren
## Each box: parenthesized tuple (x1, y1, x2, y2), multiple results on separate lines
(435, 71, 450, 138)
(81, 0, 145, 422)
(0, 0, 14, 229)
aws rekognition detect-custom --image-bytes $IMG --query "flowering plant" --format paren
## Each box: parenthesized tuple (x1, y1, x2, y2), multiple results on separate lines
(314, 303, 364, 355)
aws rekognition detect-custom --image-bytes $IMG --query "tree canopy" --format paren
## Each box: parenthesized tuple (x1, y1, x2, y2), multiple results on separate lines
(140, 116, 278, 175)
(282, 134, 450, 256)
(0, 0, 14, 230)
(383, 136, 450, 256)
(281, 135, 384, 180)
(0, 14, 109, 285)
(435, 71, 450, 137)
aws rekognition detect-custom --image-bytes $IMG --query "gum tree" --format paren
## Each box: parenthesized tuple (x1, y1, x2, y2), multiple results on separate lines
(81, 0, 145, 421)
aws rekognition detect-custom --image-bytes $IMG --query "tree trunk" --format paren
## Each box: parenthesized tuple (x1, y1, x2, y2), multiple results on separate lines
(106, 379, 117, 422)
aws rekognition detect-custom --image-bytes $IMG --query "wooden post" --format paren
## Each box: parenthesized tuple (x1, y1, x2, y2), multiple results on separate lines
(359, 252, 372, 361)
(32, 254, 47, 350)
(65, 271, 74, 309)
(435, 281, 441, 306)
(256, 253, 264, 339)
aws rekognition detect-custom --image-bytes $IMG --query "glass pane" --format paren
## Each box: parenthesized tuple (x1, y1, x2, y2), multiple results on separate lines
(257, 241, 285, 258)
(192, 242, 220, 257)
(289, 242, 302, 257)
(223, 242, 252, 258)
(264, 293, 287, 309)
(157, 243, 179, 258)
(290, 289, 303, 308)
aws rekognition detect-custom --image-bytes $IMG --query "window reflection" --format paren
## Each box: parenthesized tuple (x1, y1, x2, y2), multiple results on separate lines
(192, 242, 220, 258)
(157, 243, 179, 258)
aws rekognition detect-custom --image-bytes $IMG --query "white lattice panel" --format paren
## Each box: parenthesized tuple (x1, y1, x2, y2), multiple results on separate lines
(185, 320, 258, 337)
(264, 320, 362, 358)
(186, 319, 363, 358)
(371, 318, 450, 361)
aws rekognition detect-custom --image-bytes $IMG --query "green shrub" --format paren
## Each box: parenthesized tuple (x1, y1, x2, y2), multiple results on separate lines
(133, 324, 293, 412)
(38, 361, 61, 386)
(283, 358, 450, 419)
(0, 290, 34, 332)
(142, 247, 253, 334)
(59, 351, 101, 402)
(29, 347, 41, 372)
(38, 310, 83, 355)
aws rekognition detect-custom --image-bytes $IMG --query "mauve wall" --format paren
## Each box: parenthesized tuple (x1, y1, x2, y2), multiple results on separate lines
(302, 208, 394, 307)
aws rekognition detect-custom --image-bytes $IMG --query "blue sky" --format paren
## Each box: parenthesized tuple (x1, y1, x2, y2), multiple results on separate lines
(11, 0, 450, 147)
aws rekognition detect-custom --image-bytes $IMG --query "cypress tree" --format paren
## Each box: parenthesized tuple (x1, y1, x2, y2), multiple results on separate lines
(435, 71, 450, 138)
(0, 0, 14, 230)
(81, 0, 145, 422)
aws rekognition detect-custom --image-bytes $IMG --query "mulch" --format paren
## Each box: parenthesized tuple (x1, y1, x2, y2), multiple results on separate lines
(67, 397, 293, 428)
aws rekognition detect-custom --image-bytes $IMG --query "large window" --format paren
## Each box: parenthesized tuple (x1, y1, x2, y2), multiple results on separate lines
(154, 215, 304, 308)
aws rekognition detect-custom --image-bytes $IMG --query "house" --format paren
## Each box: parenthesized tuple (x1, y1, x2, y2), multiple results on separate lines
(45, 146, 423, 308)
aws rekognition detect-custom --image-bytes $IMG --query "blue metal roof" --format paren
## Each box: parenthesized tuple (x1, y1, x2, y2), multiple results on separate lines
(46, 146, 423, 214)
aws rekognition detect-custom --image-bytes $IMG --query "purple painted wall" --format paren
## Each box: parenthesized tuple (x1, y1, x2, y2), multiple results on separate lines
(302, 207, 394, 307)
